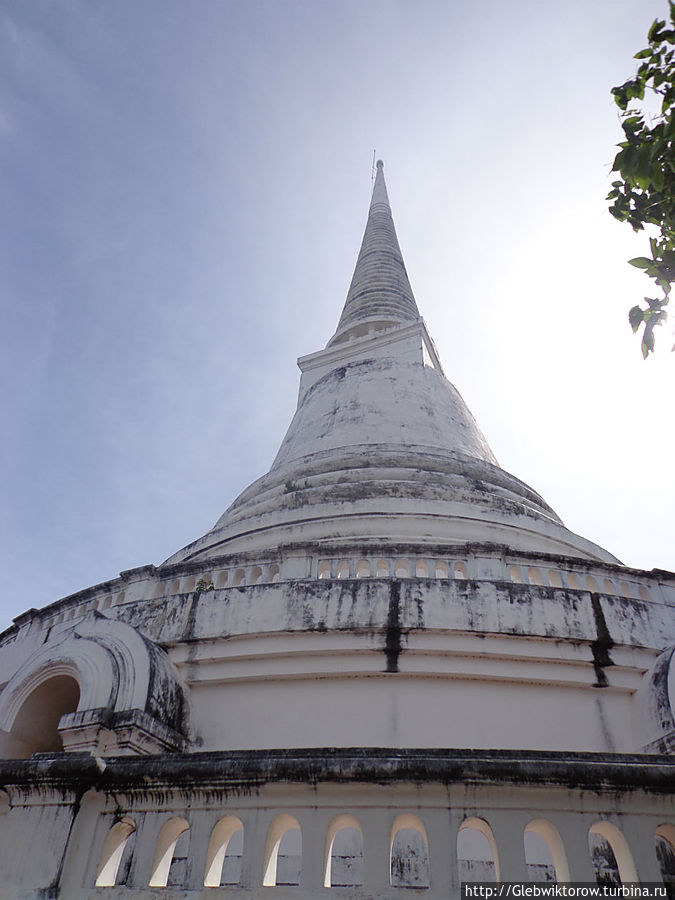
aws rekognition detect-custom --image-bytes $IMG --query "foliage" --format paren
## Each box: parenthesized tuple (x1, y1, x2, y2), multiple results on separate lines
(195, 577, 214, 593)
(608, 2, 675, 356)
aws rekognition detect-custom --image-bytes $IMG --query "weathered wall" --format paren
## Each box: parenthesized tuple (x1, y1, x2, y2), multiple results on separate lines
(0, 750, 673, 899)
(1, 573, 673, 755)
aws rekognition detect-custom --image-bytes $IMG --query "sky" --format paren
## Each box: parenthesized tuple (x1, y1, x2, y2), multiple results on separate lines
(0, 0, 673, 625)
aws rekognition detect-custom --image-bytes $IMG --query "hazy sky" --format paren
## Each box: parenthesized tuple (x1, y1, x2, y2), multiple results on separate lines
(1, 0, 672, 624)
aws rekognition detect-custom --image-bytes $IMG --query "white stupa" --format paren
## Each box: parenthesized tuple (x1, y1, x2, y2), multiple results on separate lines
(0, 162, 673, 897)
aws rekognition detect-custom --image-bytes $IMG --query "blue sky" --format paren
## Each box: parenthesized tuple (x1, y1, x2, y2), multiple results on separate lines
(1, 0, 672, 623)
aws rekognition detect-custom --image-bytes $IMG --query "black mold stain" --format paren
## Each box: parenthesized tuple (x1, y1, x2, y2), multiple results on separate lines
(182, 590, 200, 641)
(591, 594, 615, 688)
(385, 581, 402, 672)
(51, 785, 85, 898)
(5, 747, 675, 800)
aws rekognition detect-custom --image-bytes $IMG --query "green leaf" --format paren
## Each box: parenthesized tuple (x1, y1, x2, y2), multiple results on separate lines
(629, 306, 644, 332)
(642, 328, 654, 358)
(628, 257, 653, 269)
(612, 86, 628, 110)
(649, 18, 666, 42)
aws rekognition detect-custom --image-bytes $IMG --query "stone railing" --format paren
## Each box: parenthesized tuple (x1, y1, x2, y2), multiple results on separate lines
(6, 547, 674, 646)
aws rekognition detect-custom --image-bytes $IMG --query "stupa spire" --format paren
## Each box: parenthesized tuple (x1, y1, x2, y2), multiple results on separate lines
(329, 160, 419, 344)
(164, 161, 619, 570)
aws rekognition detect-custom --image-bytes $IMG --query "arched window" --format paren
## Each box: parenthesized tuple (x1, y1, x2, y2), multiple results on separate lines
(458, 817, 499, 883)
(95, 817, 136, 887)
(435, 561, 449, 579)
(588, 821, 638, 886)
(548, 570, 563, 588)
(655, 825, 675, 892)
(263, 814, 301, 887)
(181, 575, 196, 593)
(528, 568, 543, 586)
(525, 819, 569, 883)
(415, 560, 429, 577)
(567, 573, 581, 590)
(215, 571, 228, 588)
(250, 566, 262, 585)
(336, 560, 350, 579)
(509, 565, 523, 584)
(268, 564, 280, 583)
(602, 579, 615, 595)
(318, 561, 331, 579)
(390, 814, 429, 888)
(204, 815, 244, 887)
(324, 814, 363, 887)
(619, 581, 633, 598)
(232, 568, 245, 587)
(149, 817, 190, 888)
(356, 560, 371, 579)
(452, 561, 467, 580)
(394, 559, 410, 577)
(376, 559, 390, 577)
(586, 576, 599, 593)
(6, 673, 80, 758)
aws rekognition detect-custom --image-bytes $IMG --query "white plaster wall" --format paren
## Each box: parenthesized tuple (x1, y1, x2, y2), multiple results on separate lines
(185, 671, 637, 753)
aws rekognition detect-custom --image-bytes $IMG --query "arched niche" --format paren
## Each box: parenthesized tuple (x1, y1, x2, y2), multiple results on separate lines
(525, 819, 569, 883)
(149, 816, 190, 888)
(95, 817, 136, 887)
(204, 815, 244, 887)
(262, 814, 301, 887)
(324, 814, 363, 887)
(0, 612, 190, 757)
(655, 825, 675, 891)
(3, 670, 80, 758)
(390, 813, 429, 889)
(636, 646, 675, 753)
(588, 821, 638, 886)
(458, 816, 499, 883)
